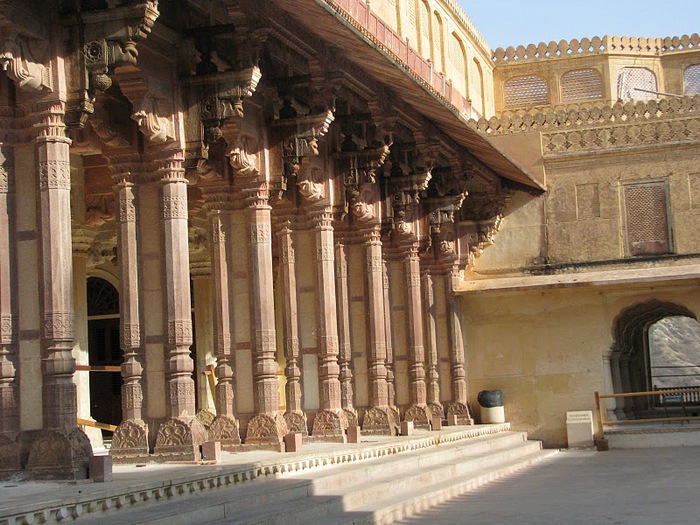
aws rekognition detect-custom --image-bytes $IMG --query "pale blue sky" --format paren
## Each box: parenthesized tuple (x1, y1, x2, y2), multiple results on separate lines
(459, 1, 700, 50)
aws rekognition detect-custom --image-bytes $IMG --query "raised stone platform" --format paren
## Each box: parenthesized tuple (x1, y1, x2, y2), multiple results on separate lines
(0, 424, 550, 525)
(605, 421, 700, 449)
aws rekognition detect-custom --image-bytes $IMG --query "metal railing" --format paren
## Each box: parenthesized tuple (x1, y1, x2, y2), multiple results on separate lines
(595, 387, 700, 438)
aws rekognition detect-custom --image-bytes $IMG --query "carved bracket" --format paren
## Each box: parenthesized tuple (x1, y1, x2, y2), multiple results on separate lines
(0, 33, 51, 92)
(271, 109, 334, 198)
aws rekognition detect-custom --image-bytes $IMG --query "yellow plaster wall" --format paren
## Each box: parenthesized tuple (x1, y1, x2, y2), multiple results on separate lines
(464, 283, 700, 447)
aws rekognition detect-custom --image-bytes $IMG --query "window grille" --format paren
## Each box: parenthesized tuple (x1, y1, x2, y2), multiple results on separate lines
(561, 69, 603, 102)
(407, 0, 416, 26)
(504, 75, 548, 108)
(624, 181, 671, 256)
(617, 67, 657, 100)
(420, 1, 429, 37)
(87, 277, 119, 316)
(685, 64, 700, 95)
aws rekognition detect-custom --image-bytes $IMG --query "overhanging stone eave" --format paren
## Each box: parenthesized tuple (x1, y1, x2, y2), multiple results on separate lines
(456, 263, 700, 295)
(271, 0, 545, 191)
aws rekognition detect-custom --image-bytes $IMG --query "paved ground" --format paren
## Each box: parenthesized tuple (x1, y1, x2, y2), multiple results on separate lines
(401, 447, 700, 525)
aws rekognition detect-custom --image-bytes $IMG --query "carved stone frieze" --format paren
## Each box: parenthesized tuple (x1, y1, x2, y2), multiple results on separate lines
(42, 312, 75, 342)
(311, 409, 347, 438)
(362, 406, 398, 436)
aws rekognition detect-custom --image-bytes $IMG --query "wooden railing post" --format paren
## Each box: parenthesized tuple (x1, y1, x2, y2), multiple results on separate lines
(594, 391, 605, 439)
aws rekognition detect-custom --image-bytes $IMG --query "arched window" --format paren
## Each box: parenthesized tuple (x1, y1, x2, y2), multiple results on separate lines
(685, 64, 700, 95)
(610, 300, 699, 418)
(419, 0, 431, 59)
(432, 11, 445, 73)
(449, 33, 467, 96)
(406, 0, 417, 43)
(561, 69, 603, 102)
(617, 67, 657, 100)
(504, 75, 549, 108)
(471, 58, 485, 117)
(649, 316, 700, 390)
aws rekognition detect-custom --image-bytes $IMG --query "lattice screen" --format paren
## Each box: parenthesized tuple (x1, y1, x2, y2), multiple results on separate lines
(449, 34, 466, 93)
(685, 65, 700, 95)
(617, 67, 658, 100)
(624, 182, 671, 256)
(432, 12, 444, 72)
(504, 75, 549, 108)
(407, 0, 416, 26)
(561, 69, 604, 102)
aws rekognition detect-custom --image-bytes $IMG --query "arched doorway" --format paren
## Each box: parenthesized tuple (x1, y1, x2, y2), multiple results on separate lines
(86, 277, 122, 428)
(610, 299, 699, 418)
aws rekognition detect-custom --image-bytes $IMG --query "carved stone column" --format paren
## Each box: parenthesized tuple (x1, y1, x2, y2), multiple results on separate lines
(207, 209, 242, 447)
(108, 167, 149, 462)
(445, 272, 473, 424)
(335, 238, 356, 427)
(610, 353, 625, 419)
(309, 207, 346, 439)
(27, 102, 92, 479)
(278, 220, 307, 435)
(422, 272, 443, 419)
(382, 261, 397, 411)
(401, 246, 432, 429)
(153, 152, 206, 460)
(0, 142, 20, 475)
(242, 182, 287, 444)
(362, 229, 397, 435)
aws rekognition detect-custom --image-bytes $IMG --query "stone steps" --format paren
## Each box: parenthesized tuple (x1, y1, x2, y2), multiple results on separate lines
(68, 429, 554, 525)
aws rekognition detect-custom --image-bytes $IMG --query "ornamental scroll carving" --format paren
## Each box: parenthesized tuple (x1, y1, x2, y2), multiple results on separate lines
(0, 34, 51, 92)
(131, 97, 175, 144)
(340, 141, 391, 224)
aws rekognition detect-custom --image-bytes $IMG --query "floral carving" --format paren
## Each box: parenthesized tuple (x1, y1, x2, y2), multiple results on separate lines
(284, 412, 308, 434)
(245, 413, 287, 442)
(0, 435, 19, 471)
(404, 405, 431, 429)
(111, 420, 149, 452)
(209, 415, 242, 444)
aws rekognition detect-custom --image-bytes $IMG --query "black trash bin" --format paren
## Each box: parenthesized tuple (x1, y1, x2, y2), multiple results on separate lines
(477, 390, 505, 423)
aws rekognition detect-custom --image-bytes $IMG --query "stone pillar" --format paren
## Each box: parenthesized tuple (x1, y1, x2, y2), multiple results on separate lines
(70, 156, 103, 452)
(422, 272, 443, 419)
(27, 102, 92, 479)
(382, 261, 396, 410)
(0, 142, 20, 474)
(153, 153, 205, 460)
(310, 207, 346, 439)
(610, 353, 626, 419)
(207, 209, 241, 447)
(192, 273, 215, 414)
(278, 220, 307, 435)
(362, 229, 397, 435)
(242, 183, 286, 444)
(445, 273, 473, 424)
(402, 247, 431, 429)
(335, 238, 356, 427)
(109, 171, 149, 462)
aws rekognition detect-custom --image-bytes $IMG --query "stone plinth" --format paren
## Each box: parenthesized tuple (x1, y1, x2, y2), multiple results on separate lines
(153, 418, 207, 463)
(311, 410, 348, 442)
(346, 426, 361, 443)
(110, 420, 150, 464)
(362, 406, 399, 436)
(26, 428, 92, 480)
(404, 404, 432, 430)
(89, 455, 112, 482)
(566, 411, 594, 448)
(284, 432, 303, 452)
(209, 415, 242, 451)
(201, 441, 222, 462)
(401, 421, 415, 436)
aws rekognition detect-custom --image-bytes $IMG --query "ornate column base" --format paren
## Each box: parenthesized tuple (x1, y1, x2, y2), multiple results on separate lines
(26, 428, 92, 480)
(209, 415, 242, 450)
(196, 408, 217, 430)
(153, 417, 208, 462)
(343, 408, 359, 428)
(310, 409, 348, 443)
(403, 405, 432, 430)
(428, 403, 444, 419)
(110, 420, 150, 464)
(447, 402, 475, 425)
(0, 435, 20, 480)
(245, 413, 287, 448)
(362, 406, 400, 436)
(284, 411, 309, 436)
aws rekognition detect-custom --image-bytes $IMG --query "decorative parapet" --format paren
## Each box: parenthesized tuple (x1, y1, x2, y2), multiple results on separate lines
(437, 0, 491, 55)
(493, 33, 700, 65)
(469, 95, 700, 155)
